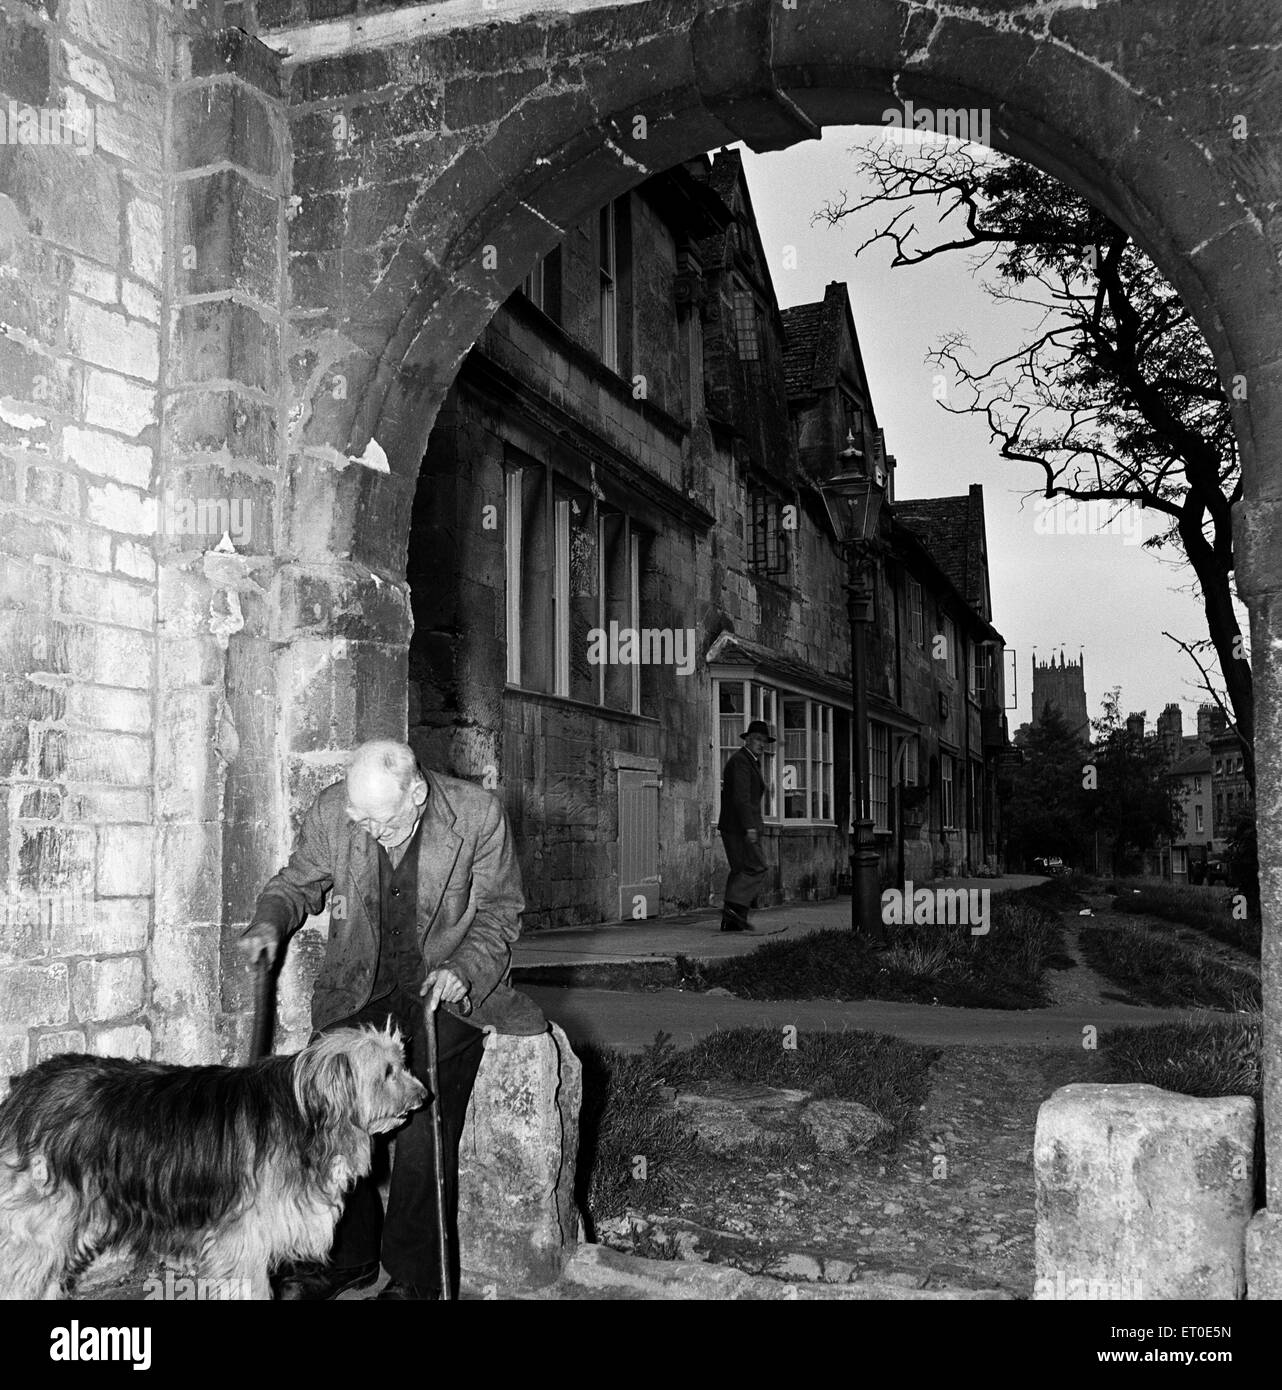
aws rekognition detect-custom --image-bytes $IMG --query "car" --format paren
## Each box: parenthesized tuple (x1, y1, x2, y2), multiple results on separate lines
(1032, 855, 1066, 876)
(1204, 857, 1240, 887)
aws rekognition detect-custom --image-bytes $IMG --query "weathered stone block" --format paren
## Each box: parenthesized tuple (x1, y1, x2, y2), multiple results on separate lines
(66, 298, 160, 381)
(173, 170, 281, 303)
(58, 569, 154, 631)
(72, 956, 145, 1024)
(51, 896, 148, 959)
(85, 481, 157, 536)
(83, 368, 156, 437)
(61, 426, 154, 489)
(96, 825, 155, 897)
(153, 821, 221, 926)
(150, 919, 220, 1064)
(173, 81, 282, 179)
(1034, 1083, 1255, 1300)
(90, 1024, 151, 1059)
(126, 198, 162, 286)
(458, 1021, 581, 1290)
(0, 1031, 29, 1090)
(169, 299, 279, 392)
(164, 387, 278, 461)
(65, 684, 151, 735)
(34, 1029, 86, 1062)
(0, 962, 70, 1028)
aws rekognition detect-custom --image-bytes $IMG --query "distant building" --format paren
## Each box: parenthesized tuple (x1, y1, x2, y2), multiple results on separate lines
(1031, 651, 1090, 742)
(1155, 701, 1250, 881)
(1163, 748, 1213, 880)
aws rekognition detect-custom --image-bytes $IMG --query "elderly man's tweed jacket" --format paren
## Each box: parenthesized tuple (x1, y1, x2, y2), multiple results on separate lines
(250, 771, 546, 1035)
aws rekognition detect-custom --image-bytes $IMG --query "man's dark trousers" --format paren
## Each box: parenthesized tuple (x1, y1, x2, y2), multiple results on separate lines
(322, 816, 485, 1297)
(719, 830, 768, 927)
(325, 988, 483, 1297)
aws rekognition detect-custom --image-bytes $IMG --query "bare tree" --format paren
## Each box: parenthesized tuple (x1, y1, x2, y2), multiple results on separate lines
(817, 142, 1253, 788)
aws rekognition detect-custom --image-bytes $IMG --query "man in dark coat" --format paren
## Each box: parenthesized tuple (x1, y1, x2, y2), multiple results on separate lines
(239, 738, 545, 1301)
(716, 720, 775, 931)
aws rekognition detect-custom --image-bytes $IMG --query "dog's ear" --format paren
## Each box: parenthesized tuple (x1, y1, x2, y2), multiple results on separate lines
(294, 1040, 361, 1126)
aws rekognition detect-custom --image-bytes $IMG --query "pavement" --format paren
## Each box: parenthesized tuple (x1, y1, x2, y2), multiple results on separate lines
(511, 874, 1049, 969)
(511, 876, 1225, 1052)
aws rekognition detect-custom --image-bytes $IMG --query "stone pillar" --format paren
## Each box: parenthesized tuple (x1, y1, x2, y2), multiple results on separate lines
(162, 29, 291, 1063)
(1034, 1083, 1255, 1299)
(458, 1022, 582, 1292)
(1238, 493, 1282, 1296)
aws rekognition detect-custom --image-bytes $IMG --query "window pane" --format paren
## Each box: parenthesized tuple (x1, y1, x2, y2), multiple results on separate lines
(868, 722, 888, 831)
(601, 510, 632, 712)
(753, 684, 778, 819)
(559, 484, 597, 704)
(782, 697, 808, 819)
(517, 465, 551, 692)
(734, 286, 760, 362)
(719, 681, 746, 758)
(504, 470, 522, 685)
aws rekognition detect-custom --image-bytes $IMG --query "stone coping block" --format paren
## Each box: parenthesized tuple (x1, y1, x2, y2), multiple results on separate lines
(1035, 1083, 1255, 1300)
(458, 1020, 582, 1290)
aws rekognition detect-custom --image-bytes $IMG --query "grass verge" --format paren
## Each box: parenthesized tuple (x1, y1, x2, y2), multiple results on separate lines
(1078, 920, 1260, 1011)
(1101, 1017, 1264, 1204)
(1110, 882, 1261, 955)
(575, 1027, 936, 1231)
(685, 885, 1071, 1009)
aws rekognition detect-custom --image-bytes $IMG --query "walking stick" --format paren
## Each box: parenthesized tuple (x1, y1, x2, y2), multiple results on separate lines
(249, 949, 274, 1063)
(425, 998, 454, 1300)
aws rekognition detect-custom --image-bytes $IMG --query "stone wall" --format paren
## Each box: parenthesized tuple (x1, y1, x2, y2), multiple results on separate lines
(0, 0, 173, 1078)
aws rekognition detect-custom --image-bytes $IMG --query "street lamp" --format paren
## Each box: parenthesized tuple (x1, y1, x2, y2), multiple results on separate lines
(821, 436, 888, 940)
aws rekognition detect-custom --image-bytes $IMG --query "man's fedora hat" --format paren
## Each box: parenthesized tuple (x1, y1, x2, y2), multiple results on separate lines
(741, 720, 777, 743)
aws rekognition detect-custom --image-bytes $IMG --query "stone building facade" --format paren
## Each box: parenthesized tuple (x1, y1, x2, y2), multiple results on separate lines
(784, 283, 1009, 885)
(407, 152, 855, 928)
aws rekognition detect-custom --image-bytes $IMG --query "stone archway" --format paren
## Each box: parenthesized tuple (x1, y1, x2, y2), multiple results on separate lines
(198, 0, 1282, 1291)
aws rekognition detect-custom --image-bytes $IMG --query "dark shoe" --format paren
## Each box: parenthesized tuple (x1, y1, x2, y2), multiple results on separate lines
(275, 1260, 379, 1301)
(376, 1279, 439, 1301)
(720, 905, 753, 932)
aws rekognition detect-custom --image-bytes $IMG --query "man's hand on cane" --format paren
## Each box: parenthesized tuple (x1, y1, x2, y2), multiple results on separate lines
(238, 921, 281, 969)
(421, 968, 467, 1012)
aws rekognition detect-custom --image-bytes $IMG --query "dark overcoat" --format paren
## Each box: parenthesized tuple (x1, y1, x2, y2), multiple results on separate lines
(717, 746, 766, 836)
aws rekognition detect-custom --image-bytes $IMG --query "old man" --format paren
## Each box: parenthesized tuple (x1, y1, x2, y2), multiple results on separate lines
(240, 739, 545, 1300)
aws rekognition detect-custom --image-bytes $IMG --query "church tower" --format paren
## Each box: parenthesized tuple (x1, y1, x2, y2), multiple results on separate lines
(1031, 650, 1090, 742)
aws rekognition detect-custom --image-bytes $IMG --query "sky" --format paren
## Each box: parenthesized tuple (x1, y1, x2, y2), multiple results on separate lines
(734, 128, 1223, 735)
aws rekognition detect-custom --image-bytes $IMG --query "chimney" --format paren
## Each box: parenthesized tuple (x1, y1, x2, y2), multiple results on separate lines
(1197, 703, 1227, 742)
(1126, 711, 1146, 741)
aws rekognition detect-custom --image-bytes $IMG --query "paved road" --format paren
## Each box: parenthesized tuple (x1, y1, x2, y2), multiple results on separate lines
(524, 984, 1225, 1052)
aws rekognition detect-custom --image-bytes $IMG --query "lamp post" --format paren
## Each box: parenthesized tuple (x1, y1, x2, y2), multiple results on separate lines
(822, 437, 887, 941)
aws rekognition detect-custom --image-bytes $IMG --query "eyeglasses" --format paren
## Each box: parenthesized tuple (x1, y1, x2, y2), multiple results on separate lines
(345, 784, 416, 836)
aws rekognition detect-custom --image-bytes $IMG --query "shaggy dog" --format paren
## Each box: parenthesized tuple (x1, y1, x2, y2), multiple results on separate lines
(0, 1025, 426, 1300)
